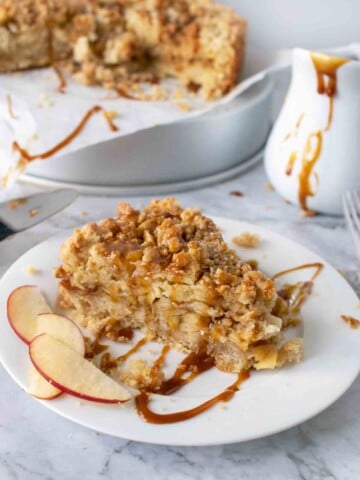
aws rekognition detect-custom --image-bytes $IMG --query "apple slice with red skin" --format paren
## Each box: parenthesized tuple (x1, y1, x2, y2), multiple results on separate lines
(28, 366, 62, 400)
(28, 313, 86, 399)
(30, 334, 131, 404)
(7, 285, 51, 344)
(36, 313, 85, 356)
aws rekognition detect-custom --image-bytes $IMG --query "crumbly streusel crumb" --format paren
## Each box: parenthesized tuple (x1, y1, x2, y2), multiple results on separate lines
(232, 233, 261, 249)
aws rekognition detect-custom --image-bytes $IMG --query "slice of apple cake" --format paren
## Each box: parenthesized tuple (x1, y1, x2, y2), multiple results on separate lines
(55, 198, 303, 373)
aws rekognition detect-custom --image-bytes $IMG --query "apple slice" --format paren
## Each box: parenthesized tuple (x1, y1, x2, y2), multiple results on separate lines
(7, 285, 51, 343)
(36, 313, 85, 356)
(28, 366, 62, 400)
(30, 334, 131, 403)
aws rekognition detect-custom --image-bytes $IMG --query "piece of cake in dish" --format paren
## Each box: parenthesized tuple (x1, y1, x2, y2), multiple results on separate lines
(0, 0, 51, 71)
(0, 0, 247, 99)
(55, 198, 302, 373)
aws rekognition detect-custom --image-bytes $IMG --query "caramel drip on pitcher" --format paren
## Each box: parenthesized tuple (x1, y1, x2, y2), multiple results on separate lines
(284, 53, 349, 213)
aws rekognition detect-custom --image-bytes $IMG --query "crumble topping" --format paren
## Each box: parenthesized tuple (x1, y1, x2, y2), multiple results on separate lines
(232, 232, 261, 249)
(55, 198, 302, 374)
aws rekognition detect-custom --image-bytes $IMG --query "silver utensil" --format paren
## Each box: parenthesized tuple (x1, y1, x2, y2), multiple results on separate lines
(342, 189, 360, 260)
(0, 189, 77, 241)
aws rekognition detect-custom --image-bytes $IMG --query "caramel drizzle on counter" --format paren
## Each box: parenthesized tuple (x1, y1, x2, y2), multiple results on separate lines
(284, 53, 349, 213)
(13, 105, 116, 163)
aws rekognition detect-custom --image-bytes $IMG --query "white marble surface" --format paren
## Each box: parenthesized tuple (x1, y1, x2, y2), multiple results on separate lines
(0, 163, 359, 480)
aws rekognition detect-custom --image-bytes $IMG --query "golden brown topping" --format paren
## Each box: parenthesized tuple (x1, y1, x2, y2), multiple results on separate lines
(232, 233, 261, 249)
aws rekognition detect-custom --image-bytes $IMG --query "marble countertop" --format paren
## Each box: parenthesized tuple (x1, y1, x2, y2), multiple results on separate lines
(0, 163, 359, 480)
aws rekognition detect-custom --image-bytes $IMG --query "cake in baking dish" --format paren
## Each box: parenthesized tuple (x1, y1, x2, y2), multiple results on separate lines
(55, 198, 303, 373)
(0, 0, 247, 99)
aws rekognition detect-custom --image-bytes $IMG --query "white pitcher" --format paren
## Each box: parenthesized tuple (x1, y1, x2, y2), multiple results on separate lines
(264, 46, 360, 215)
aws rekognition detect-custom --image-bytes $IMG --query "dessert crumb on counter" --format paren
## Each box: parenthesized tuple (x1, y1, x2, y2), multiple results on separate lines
(232, 232, 261, 248)
(341, 315, 360, 329)
(81, 211, 88, 217)
(229, 190, 244, 197)
(264, 182, 274, 191)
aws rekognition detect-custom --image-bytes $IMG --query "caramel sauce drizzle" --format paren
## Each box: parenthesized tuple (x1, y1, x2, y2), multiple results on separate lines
(149, 345, 170, 387)
(102, 110, 119, 132)
(341, 315, 360, 329)
(13, 105, 116, 163)
(85, 334, 109, 360)
(286, 151, 297, 176)
(52, 64, 67, 94)
(273, 262, 323, 313)
(117, 327, 134, 341)
(135, 371, 249, 425)
(284, 53, 349, 213)
(115, 86, 139, 101)
(152, 350, 215, 395)
(6, 94, 18, 120)
(297, 130, 323, 210)
(272, 262, 323, 282)
(115, 337, 147, 364)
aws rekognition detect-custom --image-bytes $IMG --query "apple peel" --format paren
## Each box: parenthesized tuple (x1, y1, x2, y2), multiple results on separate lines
(30, 334, 131, 404)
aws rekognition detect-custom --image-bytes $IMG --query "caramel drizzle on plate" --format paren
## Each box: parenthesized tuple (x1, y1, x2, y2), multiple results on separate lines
(135, 371, 249, 425)
(13, 105, 117, 163)
(284, 53, 349, 213)
(273, 262, 323, 313)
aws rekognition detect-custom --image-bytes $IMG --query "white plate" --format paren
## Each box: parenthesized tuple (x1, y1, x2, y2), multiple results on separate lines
(0, 217, 359, 446)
